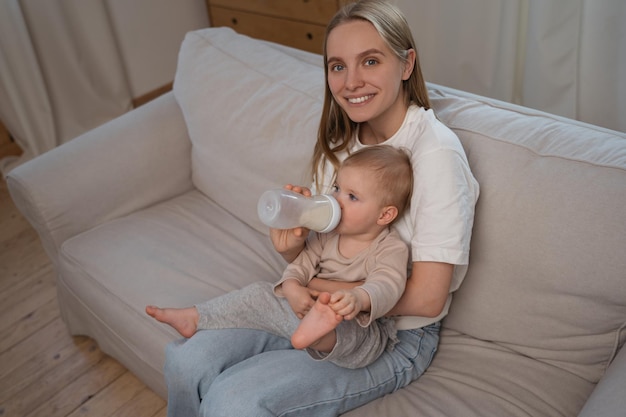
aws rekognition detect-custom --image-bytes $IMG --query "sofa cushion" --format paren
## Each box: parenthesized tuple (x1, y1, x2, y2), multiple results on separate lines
(174, 28, 325, 234)
(344, 328, 594, 417)
(429, 87, 626, 385)
(58, 190, 288, 395)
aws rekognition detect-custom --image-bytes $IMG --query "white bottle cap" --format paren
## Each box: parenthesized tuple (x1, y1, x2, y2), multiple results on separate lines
(317, 194, 341, 233)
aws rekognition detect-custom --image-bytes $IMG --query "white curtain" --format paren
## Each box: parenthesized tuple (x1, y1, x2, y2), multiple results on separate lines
(0, 0, 131, 175)
(395, 0, 626, 133)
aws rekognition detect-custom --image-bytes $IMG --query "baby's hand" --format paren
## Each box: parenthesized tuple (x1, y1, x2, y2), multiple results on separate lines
(329, 290, 363, 321)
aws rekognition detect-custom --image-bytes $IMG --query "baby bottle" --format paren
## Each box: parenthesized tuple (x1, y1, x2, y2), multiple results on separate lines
(257, 189, 341, 233)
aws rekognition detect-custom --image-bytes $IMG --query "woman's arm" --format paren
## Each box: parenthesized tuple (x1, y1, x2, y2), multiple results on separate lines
(386, 261, 453, 317)
(307, 278, 362, 293)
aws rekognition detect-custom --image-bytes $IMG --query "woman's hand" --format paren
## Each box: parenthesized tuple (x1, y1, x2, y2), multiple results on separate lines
(270, 184, 312, 263)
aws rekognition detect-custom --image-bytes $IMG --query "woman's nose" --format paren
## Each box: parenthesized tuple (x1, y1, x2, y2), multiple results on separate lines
(345, 68, 363, 90)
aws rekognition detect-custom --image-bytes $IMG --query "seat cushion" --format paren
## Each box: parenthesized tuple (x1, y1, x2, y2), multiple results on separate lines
(345, 328, 593, 417)
(57, 190, 287, 391)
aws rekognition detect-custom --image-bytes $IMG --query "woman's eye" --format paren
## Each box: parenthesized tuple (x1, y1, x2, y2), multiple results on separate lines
(365, 59, 377, 66)
(330, 64, 344, 72)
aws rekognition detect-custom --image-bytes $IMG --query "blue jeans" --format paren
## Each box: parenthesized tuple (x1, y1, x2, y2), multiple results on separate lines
(164, 323, 440, 417)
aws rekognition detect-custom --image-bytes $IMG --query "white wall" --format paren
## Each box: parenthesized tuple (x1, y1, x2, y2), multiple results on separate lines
(392, 0, 626, 132)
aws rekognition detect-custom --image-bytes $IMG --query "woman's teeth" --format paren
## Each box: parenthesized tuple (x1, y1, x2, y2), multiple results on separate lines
(348, 95, 372, 104)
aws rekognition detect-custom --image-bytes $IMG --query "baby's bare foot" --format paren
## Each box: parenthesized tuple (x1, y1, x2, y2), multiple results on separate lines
(291, 292, 342, 350)
(145, 305, 198, 338)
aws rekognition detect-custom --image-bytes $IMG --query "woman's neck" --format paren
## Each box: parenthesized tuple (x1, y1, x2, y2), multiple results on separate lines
(358, 103, 409, 145)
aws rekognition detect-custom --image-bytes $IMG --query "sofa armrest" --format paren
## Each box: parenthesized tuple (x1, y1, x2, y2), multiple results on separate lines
(6, 92, 193, 264)
(577, 346, 626, 417)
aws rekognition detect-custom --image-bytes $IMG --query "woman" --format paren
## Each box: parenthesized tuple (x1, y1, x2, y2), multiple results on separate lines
(163, 1, 479, 415)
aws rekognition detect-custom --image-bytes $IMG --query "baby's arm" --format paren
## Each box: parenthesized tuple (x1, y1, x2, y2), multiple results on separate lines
(274, 232, 325, 318)
(356, 235, 409, 325)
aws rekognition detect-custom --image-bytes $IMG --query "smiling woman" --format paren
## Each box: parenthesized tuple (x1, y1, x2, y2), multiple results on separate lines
(325, 21, 415, 141)
(158, 1, 478, 415)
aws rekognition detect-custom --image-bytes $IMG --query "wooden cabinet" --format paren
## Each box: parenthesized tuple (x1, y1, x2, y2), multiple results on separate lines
(206, 0, 346, 54)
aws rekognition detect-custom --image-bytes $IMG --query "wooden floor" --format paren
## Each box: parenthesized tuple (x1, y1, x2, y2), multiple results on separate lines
(0, 178, 167, 417)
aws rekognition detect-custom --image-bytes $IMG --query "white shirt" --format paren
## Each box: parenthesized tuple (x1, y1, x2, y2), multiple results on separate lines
(314, 105, 480, 329)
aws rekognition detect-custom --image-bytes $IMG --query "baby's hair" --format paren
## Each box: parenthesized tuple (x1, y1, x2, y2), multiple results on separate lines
(340, 145, 413, 219)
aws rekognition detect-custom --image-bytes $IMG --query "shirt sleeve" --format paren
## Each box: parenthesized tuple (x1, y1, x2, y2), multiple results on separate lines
(273, 232, 325, 297)
(356, 232, 409, 326)
(408, 148, 478, 265)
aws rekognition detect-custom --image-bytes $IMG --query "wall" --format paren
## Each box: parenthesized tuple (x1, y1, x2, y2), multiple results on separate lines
(392, 0, 626, 132)
(107, 0, 209, 99)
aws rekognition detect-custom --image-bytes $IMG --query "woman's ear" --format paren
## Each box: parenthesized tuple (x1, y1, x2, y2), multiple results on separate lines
(378, 206, 399, 226)
(402, 49, 416, 81)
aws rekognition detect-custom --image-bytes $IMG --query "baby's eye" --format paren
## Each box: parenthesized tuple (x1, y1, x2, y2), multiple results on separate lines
(331, 184, 339, 193)
(349, 193, 358, 201)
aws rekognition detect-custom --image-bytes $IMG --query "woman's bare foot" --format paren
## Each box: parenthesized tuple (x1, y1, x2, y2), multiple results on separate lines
(145, 305, 199, 338)
(291, 292, 343, 350)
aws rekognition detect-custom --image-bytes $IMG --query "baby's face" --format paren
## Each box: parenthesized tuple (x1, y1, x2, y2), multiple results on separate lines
(331, 166, 384, 235)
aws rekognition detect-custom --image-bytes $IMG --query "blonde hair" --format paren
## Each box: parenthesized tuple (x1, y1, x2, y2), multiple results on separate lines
(312, 0, 430, 191)
(340, 145, 413, 219)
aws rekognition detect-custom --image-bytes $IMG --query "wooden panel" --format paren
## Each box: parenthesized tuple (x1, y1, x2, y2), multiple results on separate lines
(210, 6, 327, 54)
(0, 119, 22, 159)
(132, 82, 173, 108)
(209, 0, 339, 25)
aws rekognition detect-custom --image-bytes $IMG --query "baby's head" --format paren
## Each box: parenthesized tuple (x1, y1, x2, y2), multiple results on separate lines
(339, 145, 413, 224)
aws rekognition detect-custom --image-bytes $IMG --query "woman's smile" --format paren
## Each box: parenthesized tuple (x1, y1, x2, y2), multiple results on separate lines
(347, 94, 375, 104)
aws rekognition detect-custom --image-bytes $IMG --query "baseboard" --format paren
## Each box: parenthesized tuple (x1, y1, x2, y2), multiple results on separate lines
(132, 82, 174, 108)
(0, 119, 22, 159)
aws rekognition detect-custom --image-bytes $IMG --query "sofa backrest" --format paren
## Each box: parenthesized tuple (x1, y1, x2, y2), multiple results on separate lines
(174, 28, 626, 385)
(174, 28, 324, 234)
(430, 86, 626, 384)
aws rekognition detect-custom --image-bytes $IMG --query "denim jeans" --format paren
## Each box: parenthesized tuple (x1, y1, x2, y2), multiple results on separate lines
(164, 323, 440, 417)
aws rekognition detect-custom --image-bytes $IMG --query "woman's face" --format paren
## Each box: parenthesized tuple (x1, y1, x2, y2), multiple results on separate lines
(326, 20, 414, 142)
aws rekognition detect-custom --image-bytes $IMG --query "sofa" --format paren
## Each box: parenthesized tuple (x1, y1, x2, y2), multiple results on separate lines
(7, 27, 626, 416)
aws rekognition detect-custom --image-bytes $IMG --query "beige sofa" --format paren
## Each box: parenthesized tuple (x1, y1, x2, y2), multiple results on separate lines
(7, 28, 626, 416)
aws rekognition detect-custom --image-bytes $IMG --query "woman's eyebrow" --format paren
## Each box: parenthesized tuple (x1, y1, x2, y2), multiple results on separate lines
(327, 48, 386, 64)
(357, 48, 386, 58)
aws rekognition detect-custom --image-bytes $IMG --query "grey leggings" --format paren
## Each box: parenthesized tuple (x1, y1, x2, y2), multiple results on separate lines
(194, 281, 397, 369)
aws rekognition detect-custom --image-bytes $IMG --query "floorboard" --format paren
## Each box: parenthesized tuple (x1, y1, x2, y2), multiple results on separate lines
(0, 178, 166, 417)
